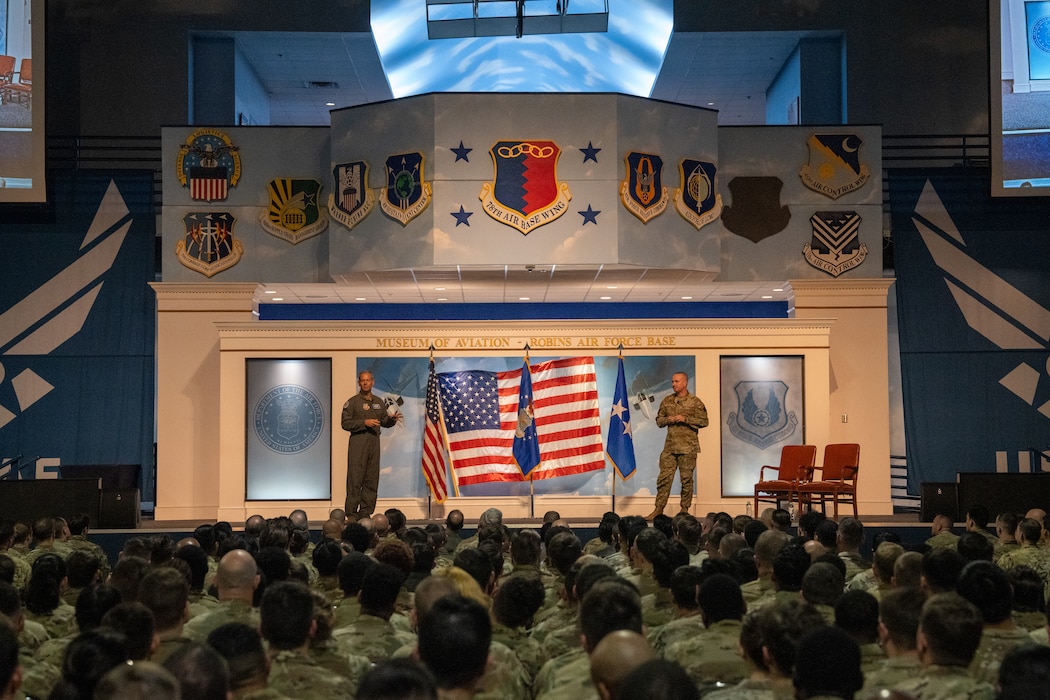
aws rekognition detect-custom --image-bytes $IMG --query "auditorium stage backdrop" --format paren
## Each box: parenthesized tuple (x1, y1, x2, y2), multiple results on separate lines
(352, 355, 696, 499)
(0, 172, 156, 498)
(890, 169, 1050, 492)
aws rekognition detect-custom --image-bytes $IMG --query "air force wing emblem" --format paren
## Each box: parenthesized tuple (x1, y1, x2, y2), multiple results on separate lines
(803, 211, 868, 277)
(176, 212, 243, 277)
(799, 134, 870, 199)
(620, 151, 669, 223)
(328, 161, 375, 230)
(175, 128, 241, 202)
(727, 381, 798, 449)
(480, 140, 572, 235)
(381, 152, 432, 225)
(260, 179, 328, 244)
(673, 159, 722, 230)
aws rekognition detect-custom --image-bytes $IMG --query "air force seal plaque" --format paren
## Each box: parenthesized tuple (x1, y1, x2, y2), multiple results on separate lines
(479, 140, 572, 235)
(620, 152, 669, 223)
(803, 210, 868, 277)
(254, 384, 325, 454)
(381, 153, 432, 225)
(176, 128, 241, 202)
(673, 159, 722, 230)
(176, 212, 243, 277)
(799, 134, 870, 199)
(329, 161, 375, 230)
(260, 179, 328, 244)
(727, 381, 798, 450)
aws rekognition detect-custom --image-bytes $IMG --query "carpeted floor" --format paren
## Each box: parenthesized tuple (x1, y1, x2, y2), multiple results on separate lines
(1002, 80, 1050, 130)
(0, 101, 31, 128)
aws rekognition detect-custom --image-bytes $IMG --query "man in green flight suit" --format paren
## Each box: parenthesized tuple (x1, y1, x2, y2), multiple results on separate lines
(341, 370, 401, 522)
(650, 371, 708, 519)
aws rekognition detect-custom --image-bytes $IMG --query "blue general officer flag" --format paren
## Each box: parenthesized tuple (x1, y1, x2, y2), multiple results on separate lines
(512, 359, 541, 477)
(606, 356, 637, 479)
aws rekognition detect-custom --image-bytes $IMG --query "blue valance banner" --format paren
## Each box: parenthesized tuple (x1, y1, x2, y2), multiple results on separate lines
(889, 169, 1050, 494)
(0, 171, 156, 504)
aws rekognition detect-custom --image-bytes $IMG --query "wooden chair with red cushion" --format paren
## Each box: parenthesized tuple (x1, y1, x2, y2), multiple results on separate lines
(753, 444, 818, 515)
(3, 58, 32, 108)
(796, 443, 861, 518)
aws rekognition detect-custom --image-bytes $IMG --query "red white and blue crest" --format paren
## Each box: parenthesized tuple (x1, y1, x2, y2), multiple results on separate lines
(175, 212, 243, 277)
(673, 159, 722, 230)
(620, 151, 669, 222)
(381, 152, 431, 225)
(803, 210, 868, 277)
(727, 380, 798, 450)
(479, 140, 572, 235)
(175, 128, 241, 202)
(799, 134, 870, 199)
(328, 161, 375, 230)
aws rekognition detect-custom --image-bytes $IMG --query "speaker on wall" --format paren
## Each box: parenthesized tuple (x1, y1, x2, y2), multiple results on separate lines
(99, 489, 140, 529)
(921, 482, 959, 522)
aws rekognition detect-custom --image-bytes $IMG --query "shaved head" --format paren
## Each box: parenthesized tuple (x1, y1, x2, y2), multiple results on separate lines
(590, 630, 655, 699)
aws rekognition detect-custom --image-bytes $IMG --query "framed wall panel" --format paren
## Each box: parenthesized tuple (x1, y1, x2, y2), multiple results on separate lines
(246, 358, 332, 500)
(720, 355, 806, 497)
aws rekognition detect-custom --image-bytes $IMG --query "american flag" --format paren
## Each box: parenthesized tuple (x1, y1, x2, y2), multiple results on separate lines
(420, 358, 449, 502)
(437, 356, 605, 486)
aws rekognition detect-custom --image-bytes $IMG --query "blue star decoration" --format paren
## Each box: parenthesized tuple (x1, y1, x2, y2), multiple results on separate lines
(452, 205, 473, 226)
(579, 204, 600, 225)
(580, 141, 601, 163)
(451, 141, 472, 162)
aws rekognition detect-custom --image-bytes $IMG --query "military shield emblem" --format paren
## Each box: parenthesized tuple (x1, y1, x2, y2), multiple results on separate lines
(381, 152, 432, 225)
(620, 151, 669, 223)
(479, 140, 572, 235)
(673, 159, 722, 230)
(328, 161, 375, 231)
(803, 211, 868, 277)
(175, 212, 243, 277)
(175, 128, 241, 202)
(721, 177, 791, 243)
(260, 179, 328, 244)
(727, 381, 798, 450)
(799, 134, 870, 199)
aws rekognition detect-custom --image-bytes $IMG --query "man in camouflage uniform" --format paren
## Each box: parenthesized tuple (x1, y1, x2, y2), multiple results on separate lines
(417, 595, 494, 700)
(648, 565, 704, 656)
(860, 586, 927, 697)
(22, 519, 71, 568)
(997, 517, 1050, 601)
(533, 578, 643, 700)
(331, 563, 415, 662)
(63, 514, 110, 581)
(588, 631, 655, 700)
(994, 512, 1021, 563)
(956, 561, 1033, 686)
(491, 575, 549, 684)
(664, 574, 747, 692)
(892, 593, 996, 700)
(394, 575, 531, 700)
(182, 549, 260, 641)
(650, 372, 708, 518)
(260, 581, 359, 697)
(926, 514, 961, 550)
(705, 597, 826, 700)
(207, 621, 291, 699)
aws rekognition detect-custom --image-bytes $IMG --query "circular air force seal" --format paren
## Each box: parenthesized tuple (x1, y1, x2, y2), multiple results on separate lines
(254, 384, 325, 454)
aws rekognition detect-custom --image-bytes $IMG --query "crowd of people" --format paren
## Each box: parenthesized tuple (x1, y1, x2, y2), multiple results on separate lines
(1, 503, 1049, 699)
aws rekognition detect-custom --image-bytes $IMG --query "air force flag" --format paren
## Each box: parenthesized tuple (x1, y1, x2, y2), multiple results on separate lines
(606, 356, 637, 479)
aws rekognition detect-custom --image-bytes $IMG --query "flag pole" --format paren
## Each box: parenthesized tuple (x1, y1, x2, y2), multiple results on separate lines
(611, 344, 622, 515)
(524, 344, 535, 521)
(427, 344, 434, 521)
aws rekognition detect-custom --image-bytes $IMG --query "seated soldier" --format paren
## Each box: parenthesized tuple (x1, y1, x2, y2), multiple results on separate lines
(892, 593, 996, 700)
